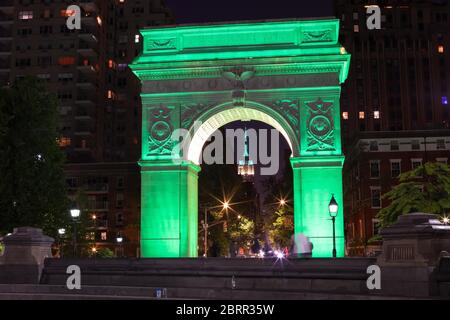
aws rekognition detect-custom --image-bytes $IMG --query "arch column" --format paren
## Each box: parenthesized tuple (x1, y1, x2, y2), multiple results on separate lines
(139, 160, 200, 258)
(291, 156, 345, 257)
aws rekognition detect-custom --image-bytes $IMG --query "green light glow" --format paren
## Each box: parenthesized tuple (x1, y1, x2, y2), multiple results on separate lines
(132, 18, 350, 258)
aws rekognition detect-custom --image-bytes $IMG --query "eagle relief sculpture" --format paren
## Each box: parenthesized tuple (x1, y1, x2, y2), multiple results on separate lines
(222, 67, 255, 107)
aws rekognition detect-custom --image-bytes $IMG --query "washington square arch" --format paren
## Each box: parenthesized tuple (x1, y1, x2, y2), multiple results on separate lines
(130, 18, 351, 258)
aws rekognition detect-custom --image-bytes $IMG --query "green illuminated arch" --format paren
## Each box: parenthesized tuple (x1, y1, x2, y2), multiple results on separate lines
(131, 18, 350, 258)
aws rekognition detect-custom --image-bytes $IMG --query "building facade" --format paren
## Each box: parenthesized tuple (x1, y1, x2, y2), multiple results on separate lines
(0, 0, 173, 256)
(343, 130, 450, 256)
(336, 0, 450, 255)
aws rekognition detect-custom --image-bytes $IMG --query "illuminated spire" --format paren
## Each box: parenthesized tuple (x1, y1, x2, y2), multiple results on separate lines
(238, 127, 255, 181)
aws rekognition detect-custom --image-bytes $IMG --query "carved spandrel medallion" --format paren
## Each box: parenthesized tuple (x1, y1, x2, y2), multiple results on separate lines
(148, 106, 176, 155)
(305, 98, 335, 152)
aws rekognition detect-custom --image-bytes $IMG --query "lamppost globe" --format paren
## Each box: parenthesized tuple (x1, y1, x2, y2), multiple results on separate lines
(279, 199, 286, 206)
(443, 217, 450, 225)
(116, 236, 123, 243)
(328, 194, 338, 217)
(58, 228, 66, 235)
(70, 208, 80, 219)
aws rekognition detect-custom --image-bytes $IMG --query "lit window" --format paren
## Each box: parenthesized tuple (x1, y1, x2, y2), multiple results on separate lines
(442, 96, 448, 105)
(353, 12, 359, 20)
(359, 111, 365, 119)
(135, 34, 140, 43)
(438, 45, 444, 53)
(108, 59, 114, 69)
(374, 111, 380, 119)
(58, 56, 75, 66)
(58, 137, 71, 147)
(119, 0, 125, 2)
(101, 232, 107, 241)
(340, 47, 346, 54)
(354, 25, 359, 33)
(107, 90, 113, 99)
(342, 112, 349, 120)
(19, 11, 33, 20)
(437, 139, 446, 150)
(60, 9, 75, 17)
(97, 16, 102, 26)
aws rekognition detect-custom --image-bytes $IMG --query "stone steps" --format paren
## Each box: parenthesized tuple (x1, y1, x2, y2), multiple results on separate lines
(0, 284, 409, 300)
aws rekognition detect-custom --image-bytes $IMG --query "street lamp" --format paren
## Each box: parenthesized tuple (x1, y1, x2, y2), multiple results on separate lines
(70, 205, 80, 257)
(116, 234, 124, 257)
(328, 194, 338, 258)
(279, 199, 286, 206)
(58, 228, 66, 258)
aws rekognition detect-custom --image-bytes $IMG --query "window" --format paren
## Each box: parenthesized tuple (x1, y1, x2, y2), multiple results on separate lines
(43, 9, 51, 19)
(369, 141, 379, 151)
(443, 96, 448, 105)
(411, 159, 422, 170)
(58, 137, 71, 147)
(374, 111, 380, 119)
(342, 112, 349, 120)
(135, 34, 140, 43)
(116, 212, 124, 225)
(101, 232, 107, 241)
(39, 25, 53, 34)
(437, 139, 446, 150)
(117, 176, 124, 188)
(412, 139, 420, 150)
(116, 193, 124, 207)
(390, 140, 399, 151)
(371, 187, 381, 209)
(19, 11, 33, 20)
(390, 160, 401, 178)
(58, 73, 73, 83)
(438, 45, 444, 53)
(37, 56, 52, 67)
(58, 56, 75, 66)
(370, 161, 380, 178)
(86, 232, 95, 241)
(354, 25, 359, 33)
(359, 111, 365, 119)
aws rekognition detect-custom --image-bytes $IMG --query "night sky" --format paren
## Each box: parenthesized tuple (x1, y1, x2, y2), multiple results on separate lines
(165, 0, 335, 24)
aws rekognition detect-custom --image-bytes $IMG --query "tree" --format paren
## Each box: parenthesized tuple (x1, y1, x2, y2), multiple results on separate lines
(0, 78, 69, 237)
(377, 162, 450, 228)
(268, 205, 294, 249)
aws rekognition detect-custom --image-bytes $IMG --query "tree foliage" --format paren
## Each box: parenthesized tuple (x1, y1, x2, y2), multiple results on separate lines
(0, 78, 69, 237)
(377, 162, 450, 228)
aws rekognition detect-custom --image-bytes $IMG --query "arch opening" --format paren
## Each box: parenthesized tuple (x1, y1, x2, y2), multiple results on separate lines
(187, 102, 299, 165)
